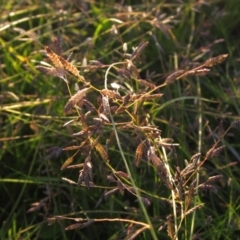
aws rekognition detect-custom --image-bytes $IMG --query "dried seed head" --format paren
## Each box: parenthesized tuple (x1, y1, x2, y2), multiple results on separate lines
(167, 215, 175, 239)
(186, 68, 210, 76)
(45, 46, 64, 70)
(65, 220, 94, 231)
(99, 113, 110, 122)
(78, 154, 93, 189)
(64, 88, 89, 113)
(148, 147, 173, 189)
(211, 145, 225, 157)
(122, 94, 131, 106)
(131, 41, 149, 61)
(58, 55, 81, 78)
(184, 204, 204, 217)
(165, 70, 185, 85)
(190, 153, 201, 163)
(101, 89, 121, 99)
(141, 93, 163, 100)
(95, 143, 109, 162)
(135, 141, 145, 166)
(102, 95, 110, 114)
(203, 54, 228, 67)
(205, 175, 223, 183)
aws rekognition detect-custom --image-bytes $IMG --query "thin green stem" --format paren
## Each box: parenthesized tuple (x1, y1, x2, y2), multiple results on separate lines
(189, 76, 202, 240)
(104, 62, 158, 240)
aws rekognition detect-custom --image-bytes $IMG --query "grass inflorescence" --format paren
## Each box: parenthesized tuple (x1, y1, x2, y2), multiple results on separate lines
(1, 1, 240, 239)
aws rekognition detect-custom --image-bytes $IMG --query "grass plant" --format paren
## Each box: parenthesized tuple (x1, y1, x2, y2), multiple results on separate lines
(1, 1, 240, 239)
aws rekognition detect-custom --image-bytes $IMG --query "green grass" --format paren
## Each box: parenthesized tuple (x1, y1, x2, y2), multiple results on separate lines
(1, 0, 240, 239)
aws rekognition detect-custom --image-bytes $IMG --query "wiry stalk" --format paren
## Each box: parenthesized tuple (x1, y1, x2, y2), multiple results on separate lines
(104, 63, 158, 240)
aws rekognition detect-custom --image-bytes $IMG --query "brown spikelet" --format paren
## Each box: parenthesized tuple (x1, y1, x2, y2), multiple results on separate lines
(89, 60, 105, 67)
(78, 154, 93, 188)
(45, 46, 64, 70)
(185, 68, 210, 76)
(107, 174, 117, 182)
(115, 171, 129, 179)
(124, 60, 139, 79)
(61, 154, 75, 170)
(66, 164, 84, 169)
(118, 68, 132, 79)
(148, 147, 173, 189)
(190, 153, 201, 162)
(206, 145, 225, 159)
(99, 113, 110, 122)
(135, 141, 145, 166)
(130, 94, 142, 101)
(58, 55, 81, 79)
(90, 135, 101, 149)
(221, 161, 238, 169)
(64, 88, 89, 113)
(181, 153, 200, 179)
(65, 220, 94, 231)
(206, 147, 214, 159)
(101, 89, 122, 99)
(122, 94, 131, 106)
(165, 70, 185, 85)
(211, 145, 225, 157)
(198, 183, 216, 192)
(184, 204, 204, 217)
(63, 145, 82, 151)
(205, 175, 223, 183)
(185, 180, 196, 210)
(95, 143, 109, 162)
(203, 54, 228, 67)
(102, 95, 110, 114)
(137, 79, 156, 89)
(166, 215, 175, 240)
(141, 93, 163, 100)
(131, 41, 149, 61)
(157, 138, 174, 149)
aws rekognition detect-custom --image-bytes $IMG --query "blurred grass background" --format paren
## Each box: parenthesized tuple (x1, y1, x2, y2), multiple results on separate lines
(1, 0, 240, 239)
